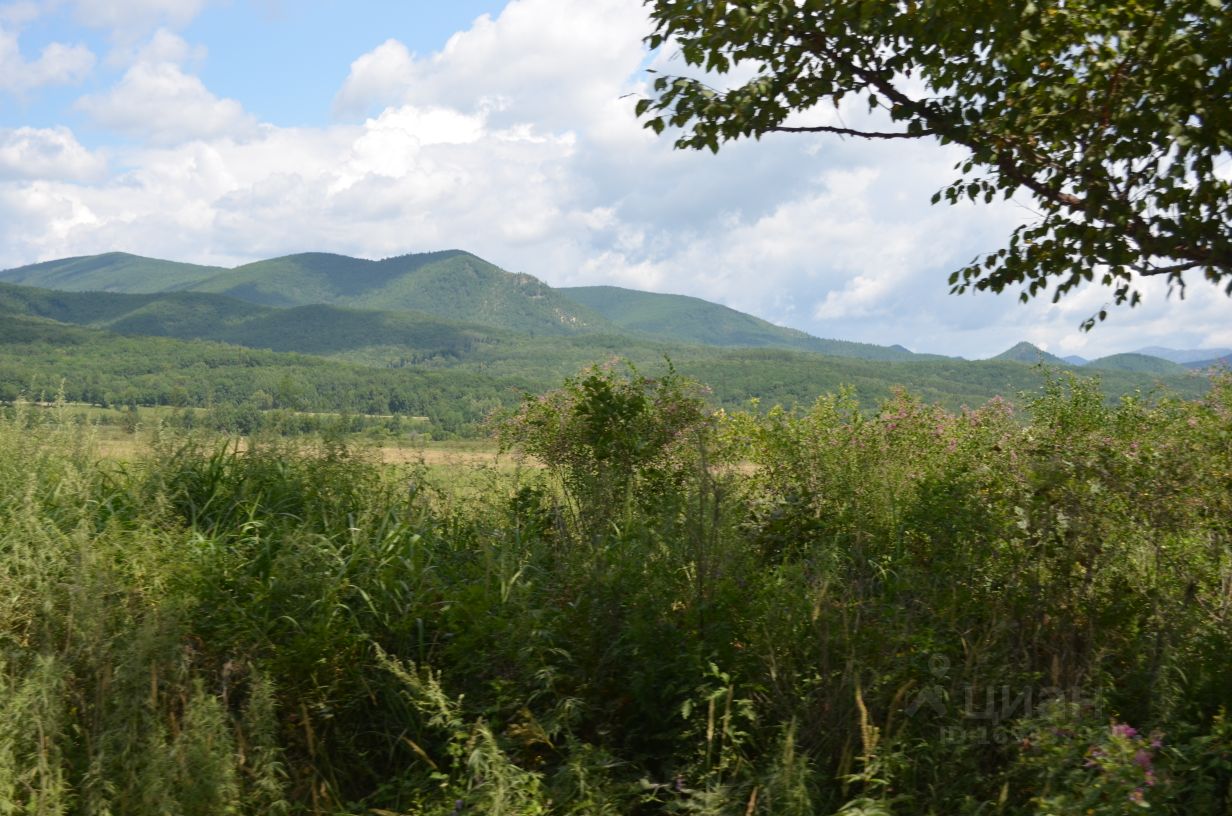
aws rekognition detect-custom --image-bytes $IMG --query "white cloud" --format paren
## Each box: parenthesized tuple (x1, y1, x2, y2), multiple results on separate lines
(333, 0, 650, 134)
(0, 126, 105, 181)
(106, 27, 206, 68)
(72, 0, 207, 35)
(333, 39, 415, 118)
(76, 60, 257, 144)
(0, 2, 41, 27)
(0, 24, 94, 92)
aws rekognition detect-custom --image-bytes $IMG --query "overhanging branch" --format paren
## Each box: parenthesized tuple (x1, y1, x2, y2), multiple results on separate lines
(769, 124, 931, 139)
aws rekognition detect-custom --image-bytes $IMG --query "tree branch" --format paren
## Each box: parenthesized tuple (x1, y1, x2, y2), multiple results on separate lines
(994, 153, 1085, 209)
(768, 124, 931, 138)
(1137, 261, 1200, 276)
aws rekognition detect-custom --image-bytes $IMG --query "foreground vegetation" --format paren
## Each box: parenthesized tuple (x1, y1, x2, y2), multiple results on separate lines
(2, 369, 1230, 814)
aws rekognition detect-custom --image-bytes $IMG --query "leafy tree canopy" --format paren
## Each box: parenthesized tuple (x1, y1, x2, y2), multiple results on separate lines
(637, 0, 1232, 327)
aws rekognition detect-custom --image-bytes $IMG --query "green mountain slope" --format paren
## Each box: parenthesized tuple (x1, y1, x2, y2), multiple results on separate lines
(0, 282, 501, 360)
(1085, 353, 1191, 375)
(0, 252, 225, 293)
(187, 251, 616, 336)
(558, 285, 923, 360)
(993, 342, 1070, 366)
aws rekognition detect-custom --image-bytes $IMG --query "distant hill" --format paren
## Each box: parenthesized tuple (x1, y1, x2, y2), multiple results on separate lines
(1062, 355, 1089, 366)
(1136, 346, 1232, 364)
(1185, 354, 1232, 370)
(992, 342, 1070, 366)
(1085, 353, 1191, 376)
(558, 285, 922, 360)
(0, 252, 225, 293)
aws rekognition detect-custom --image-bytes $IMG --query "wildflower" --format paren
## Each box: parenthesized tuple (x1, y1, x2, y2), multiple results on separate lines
(1128, 788, 1146, 804)
(1111, 723, 1138, 739)
(1133, 748, 1153, 770)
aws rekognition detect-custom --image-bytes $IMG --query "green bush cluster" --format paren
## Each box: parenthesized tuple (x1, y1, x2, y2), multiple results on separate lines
(0, 371, 1229, 814)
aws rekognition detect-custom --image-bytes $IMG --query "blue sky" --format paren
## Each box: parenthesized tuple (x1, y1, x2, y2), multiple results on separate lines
(0, 0, 1227, 359)
(3, 2, 507, 133)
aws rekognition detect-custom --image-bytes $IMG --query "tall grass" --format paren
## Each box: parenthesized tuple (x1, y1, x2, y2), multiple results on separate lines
(1, 372, 1230, 814)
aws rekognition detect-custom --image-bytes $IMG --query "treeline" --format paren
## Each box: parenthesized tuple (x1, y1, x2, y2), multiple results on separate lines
(0, 317, 523, 437)
(0, 313, 1214, 440)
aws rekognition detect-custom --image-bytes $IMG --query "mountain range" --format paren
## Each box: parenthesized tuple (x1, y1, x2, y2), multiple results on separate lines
(5, 250, 1225, 367)
(0, 250, 1221, 435)
(998, 342, 1230, 372)
(2, 250, 920, 356)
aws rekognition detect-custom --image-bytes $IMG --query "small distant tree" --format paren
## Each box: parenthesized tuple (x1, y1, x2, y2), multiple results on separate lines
(495, 363, 711, 540)
(637, 0, 1232, 327)
(122, 403, 140, 434)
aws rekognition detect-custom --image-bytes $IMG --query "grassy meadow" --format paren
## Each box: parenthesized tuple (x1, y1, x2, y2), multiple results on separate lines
(1, 368, 1230, 815)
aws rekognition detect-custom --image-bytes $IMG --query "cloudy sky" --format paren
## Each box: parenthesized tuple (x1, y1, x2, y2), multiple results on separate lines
(1, 0, 1227, 359)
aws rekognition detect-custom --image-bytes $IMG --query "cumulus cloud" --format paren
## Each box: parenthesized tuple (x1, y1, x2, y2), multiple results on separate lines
(0, 126, 105, 181)
(334, 0, 649, 133)
(333, 39, 416, 118)
(76, 60, 258, 144)
(0, 24, 95, 92)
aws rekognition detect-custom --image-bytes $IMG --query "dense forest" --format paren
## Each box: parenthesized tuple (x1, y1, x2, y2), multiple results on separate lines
(1, 369, 1229, 814)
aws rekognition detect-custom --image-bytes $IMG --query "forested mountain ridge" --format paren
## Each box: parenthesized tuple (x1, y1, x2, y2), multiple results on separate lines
(0, 251, 619, 337)
(1, 251, 931, 359)
(1084, 353, 1190, 375)
(0, 252, 226, 293)
(186, 251, 619, 336)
